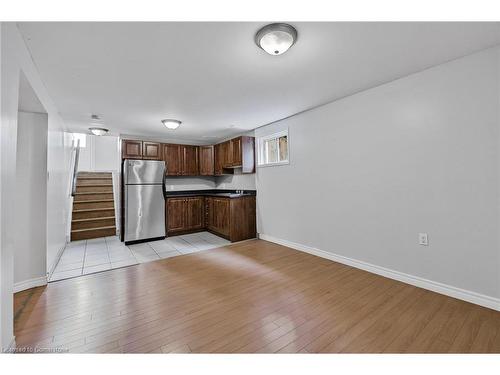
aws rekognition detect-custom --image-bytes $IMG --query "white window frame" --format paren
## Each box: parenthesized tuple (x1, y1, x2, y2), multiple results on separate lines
(257, 129, 289, 167)
(72, 132, 87, 148)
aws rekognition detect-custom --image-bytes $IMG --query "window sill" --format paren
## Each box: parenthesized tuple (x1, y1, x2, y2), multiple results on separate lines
(257, 161, 290, 168)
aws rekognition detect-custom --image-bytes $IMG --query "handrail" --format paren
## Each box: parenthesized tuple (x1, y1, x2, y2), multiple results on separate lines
(71, 139, 81, 196)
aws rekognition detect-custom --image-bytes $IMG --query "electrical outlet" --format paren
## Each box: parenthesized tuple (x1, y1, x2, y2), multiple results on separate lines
(418, 233, 429, 246)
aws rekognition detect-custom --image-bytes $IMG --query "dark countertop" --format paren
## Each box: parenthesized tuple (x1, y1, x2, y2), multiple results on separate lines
(164, 189, 256, 199)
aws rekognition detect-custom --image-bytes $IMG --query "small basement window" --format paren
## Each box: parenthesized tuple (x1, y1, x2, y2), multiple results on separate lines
(257, 130, 289, 167)
(72, 133, 87, 148)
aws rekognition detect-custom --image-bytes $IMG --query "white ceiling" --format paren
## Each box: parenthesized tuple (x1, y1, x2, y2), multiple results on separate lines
(18, 22, 500, 142)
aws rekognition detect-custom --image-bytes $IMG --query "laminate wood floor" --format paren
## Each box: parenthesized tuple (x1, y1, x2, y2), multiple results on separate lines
(13, 239, 500, 353)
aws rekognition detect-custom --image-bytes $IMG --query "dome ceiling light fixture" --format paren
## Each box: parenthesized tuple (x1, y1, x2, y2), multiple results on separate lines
(255, 23, 298, 56)
(161, 119, 182, 130)
(89, 114, 108, 136)
(89, 127, 109, 136)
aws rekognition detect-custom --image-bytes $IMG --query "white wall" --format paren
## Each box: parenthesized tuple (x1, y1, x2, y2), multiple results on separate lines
(1, 23, 71, 349)
(76, 134, 120, 172)
(15, 112, 48, 287)
(256, 47, 500, 306)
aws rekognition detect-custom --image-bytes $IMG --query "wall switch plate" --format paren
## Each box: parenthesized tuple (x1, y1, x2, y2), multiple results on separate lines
(418, 233, 429, 246)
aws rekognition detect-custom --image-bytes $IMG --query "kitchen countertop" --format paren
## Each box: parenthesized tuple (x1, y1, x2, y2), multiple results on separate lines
(164, 189, 256, 199)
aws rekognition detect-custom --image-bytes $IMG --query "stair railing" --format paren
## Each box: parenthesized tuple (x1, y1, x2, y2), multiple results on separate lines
(71, 139, 81, 197)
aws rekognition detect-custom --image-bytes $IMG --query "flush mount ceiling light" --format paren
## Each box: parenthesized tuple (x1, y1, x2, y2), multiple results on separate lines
(255, 23, 298, 55)
(89, 127, 109, 136)
(161, 119, 182, 130)
(88, 114, 108, 136)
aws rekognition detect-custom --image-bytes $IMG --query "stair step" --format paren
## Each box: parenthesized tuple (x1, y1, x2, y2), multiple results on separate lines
(73, 207, 115, 213)
(72, 216, 115, 222)
(73, 200, 114, 209)
(77, 178, 113, 185)
(76, 186, 113, 193)
(75, 191, 112, 195)
(72, 208, 116, 220)
(71, 226, 116, 241)
(74, 193, 114, 202)
(77, 176, 112, 179)
(72, 217, 116, 230)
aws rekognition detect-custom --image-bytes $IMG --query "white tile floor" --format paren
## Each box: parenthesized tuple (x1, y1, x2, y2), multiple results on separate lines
(50, 231, 231, 282)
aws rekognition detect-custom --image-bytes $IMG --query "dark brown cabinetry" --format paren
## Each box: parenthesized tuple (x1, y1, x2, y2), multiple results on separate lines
(163, 144, 182, 176)
(166, 196, 205, 235)
(142, 142, 162, 160)
(166, 198, 186, 233)
(213, 136, 255, 174)
(122, 140, 162, 160)
(231, 137, 242, 167)
(122, 140, 143, 159)
(185, 197, 205, 230)
(122, 135, 255, 175)
(199, 146, 214, 176)
(181, 145, 199, 176)
(206, 197, 230, 236)
(206, 196, 256, 242)
(167, 195, 256, 241)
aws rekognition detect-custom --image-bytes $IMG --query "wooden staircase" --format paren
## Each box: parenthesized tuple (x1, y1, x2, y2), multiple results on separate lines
(71, 172, 117, 241)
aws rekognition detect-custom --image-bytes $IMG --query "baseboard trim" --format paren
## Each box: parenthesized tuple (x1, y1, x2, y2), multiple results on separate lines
(13, 276, 47, 293)
(259, 234, 500, 312)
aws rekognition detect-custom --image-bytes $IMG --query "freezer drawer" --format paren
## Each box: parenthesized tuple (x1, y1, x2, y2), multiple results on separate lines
(125, 184, 165, 242)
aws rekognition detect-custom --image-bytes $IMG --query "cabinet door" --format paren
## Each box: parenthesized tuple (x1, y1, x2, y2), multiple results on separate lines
(185, 197, 204, 230)
(182, 145, 199, 175)
(214, 144, 223, 175)
(224, 141, 233, 167)
(167, 198, 186, 233)
(231, 137, 242, 167)
(213, 198, 230, 236)
(163, 144, 181, 176)
(122, 140, 143, 159)
(199, 146, 214, 176)
(143, 142, 162, 160)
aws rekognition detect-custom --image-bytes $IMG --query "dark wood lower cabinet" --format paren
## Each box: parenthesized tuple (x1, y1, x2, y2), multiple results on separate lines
(206, 198, 230, 237)
(167, 195, 256, 242)
(185, 197, 205, 230)
(166, 197, 187, 234)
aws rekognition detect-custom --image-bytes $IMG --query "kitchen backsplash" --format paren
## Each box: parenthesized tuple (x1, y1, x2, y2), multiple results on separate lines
(164, 177, 216, 191)
(216, 173, 256, 190)
(161, 171, 256, 192)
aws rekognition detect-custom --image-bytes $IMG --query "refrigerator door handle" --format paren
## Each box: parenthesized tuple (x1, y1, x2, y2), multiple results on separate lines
(162, 172, 167, 199)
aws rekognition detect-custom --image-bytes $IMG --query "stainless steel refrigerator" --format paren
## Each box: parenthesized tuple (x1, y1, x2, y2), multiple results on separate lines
(123, 159, 166, 244)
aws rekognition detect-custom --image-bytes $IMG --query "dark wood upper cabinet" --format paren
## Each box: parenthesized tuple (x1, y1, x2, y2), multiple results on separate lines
(122, 140, 143, 159)
(163, 144, 182, 176)
(182, 145, 199, 176)
(213, 136, 255, 173)
(223, 140, 233, 168)
(199, 146, 214, 176)
(214, 143, 223, 176)
(231, 137, 242, 167)
(142, 142, 162, 160)
(122, 136, 255, 175)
